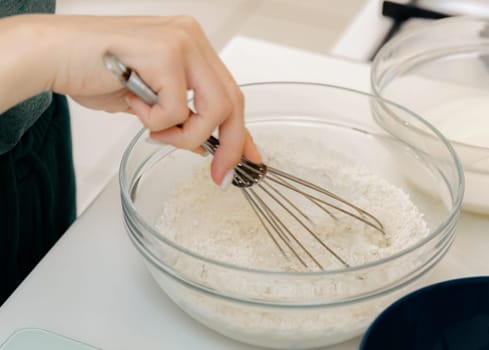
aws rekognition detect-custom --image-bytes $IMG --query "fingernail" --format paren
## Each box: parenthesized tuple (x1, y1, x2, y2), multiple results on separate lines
(145, 137, 162, 145)
(194, 147, 209, 157)
(220, 169, 235, 190)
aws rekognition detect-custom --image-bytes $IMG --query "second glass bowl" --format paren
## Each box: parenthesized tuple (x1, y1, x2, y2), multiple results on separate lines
(372, 16, 489, 214)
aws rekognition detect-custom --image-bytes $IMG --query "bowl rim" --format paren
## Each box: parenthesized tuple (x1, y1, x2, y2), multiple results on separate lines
(127, 220, 456, 307)
(119, 81, 464, 277)
(371, 15, 489, 154)
(359, 276, 489, 348)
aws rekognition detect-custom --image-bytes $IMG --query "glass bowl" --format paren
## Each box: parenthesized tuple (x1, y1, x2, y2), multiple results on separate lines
(372, 16, 489, 214)
(119, 82, 463, 349)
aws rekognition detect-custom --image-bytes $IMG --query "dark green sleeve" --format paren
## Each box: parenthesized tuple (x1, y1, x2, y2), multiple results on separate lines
(0, 94, 76, 305)
(0, 0, 57, 155)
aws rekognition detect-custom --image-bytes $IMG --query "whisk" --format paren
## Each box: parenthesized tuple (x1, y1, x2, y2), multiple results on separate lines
(105, 53, 385, 270)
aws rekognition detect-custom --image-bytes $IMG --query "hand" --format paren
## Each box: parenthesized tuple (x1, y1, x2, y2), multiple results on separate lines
(10, 14, 261, 186)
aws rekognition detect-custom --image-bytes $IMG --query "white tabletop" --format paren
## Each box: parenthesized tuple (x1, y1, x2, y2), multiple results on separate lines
(1, 36, 488, 350)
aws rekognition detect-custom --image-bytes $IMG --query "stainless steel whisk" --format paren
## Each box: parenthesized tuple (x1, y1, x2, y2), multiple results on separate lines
(105, 53, 385, 270)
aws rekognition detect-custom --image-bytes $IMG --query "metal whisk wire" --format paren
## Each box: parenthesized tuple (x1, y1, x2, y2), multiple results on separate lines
(104, 52, 385, 271)
(231, 160, 385, 270)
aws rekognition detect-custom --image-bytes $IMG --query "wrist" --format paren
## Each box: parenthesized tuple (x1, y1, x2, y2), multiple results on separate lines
(15, 15, 59, 92)
(0, 15, 58, 112)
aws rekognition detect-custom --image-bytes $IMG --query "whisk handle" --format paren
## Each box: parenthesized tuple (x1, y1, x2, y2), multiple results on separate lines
(104, 52, 221, 153)
(103, 53, 267, 188)
(104, 53, 158, 105)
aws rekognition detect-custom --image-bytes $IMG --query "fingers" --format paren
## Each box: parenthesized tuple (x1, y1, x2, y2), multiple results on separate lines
(120, 16, 260, 185)
(149, 43, 239, 184)
(148, 129, 208, 156)
(211, 116, 245, 185)
(125, 93, 151, 117)
(129, 63, 188, 131)
(149, 110, 216, 151)
(242, 129, 262, 164)
(210, 128, 262, 186)
(187, 24, 262, 179)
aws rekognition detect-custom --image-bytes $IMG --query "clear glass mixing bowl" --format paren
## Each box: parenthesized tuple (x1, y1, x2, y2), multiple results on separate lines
(372, 16, 489, 214)
(120, 82, 464, 349)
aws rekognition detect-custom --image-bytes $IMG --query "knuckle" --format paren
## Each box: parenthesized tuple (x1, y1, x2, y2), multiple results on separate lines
(216, 98, 233, 120)
(146, 121, 166, 132)
(172, 27, 192, 46)
(150, 103, 187, 129)
(174, 15, 201, 32)
(156, 35, 185, 60)
(171, 103, 189, 124)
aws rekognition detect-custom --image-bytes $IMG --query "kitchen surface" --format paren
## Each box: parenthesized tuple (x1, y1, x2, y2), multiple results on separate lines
(2, 1, 489, 349)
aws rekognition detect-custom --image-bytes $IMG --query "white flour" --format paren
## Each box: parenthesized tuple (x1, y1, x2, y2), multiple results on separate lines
(156, 134, 429, 272)
(153, 132, 431, 348)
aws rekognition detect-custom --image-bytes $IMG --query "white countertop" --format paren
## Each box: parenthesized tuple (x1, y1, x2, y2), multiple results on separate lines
(1, 36, 488, 350)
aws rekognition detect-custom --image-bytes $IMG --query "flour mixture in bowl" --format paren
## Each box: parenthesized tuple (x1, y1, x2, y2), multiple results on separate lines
(156, 132, 430, 272)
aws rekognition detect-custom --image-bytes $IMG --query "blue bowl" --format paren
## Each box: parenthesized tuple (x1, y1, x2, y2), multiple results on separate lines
(360, 277, 489, 350)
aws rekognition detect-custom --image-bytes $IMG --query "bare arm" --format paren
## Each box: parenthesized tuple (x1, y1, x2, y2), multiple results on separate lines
(0, 15, 56, 114)
(0, 14, 261, 186)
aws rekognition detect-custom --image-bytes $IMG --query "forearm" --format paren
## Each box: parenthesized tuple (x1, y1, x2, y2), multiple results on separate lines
(0, 15, 56, 114)
(0, 13, 260, 182)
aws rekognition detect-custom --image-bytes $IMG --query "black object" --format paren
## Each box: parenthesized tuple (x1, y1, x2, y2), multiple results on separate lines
(360, 277, 489, 350)
(370, 1, 450, 60)
(383, 1, 448, 22)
